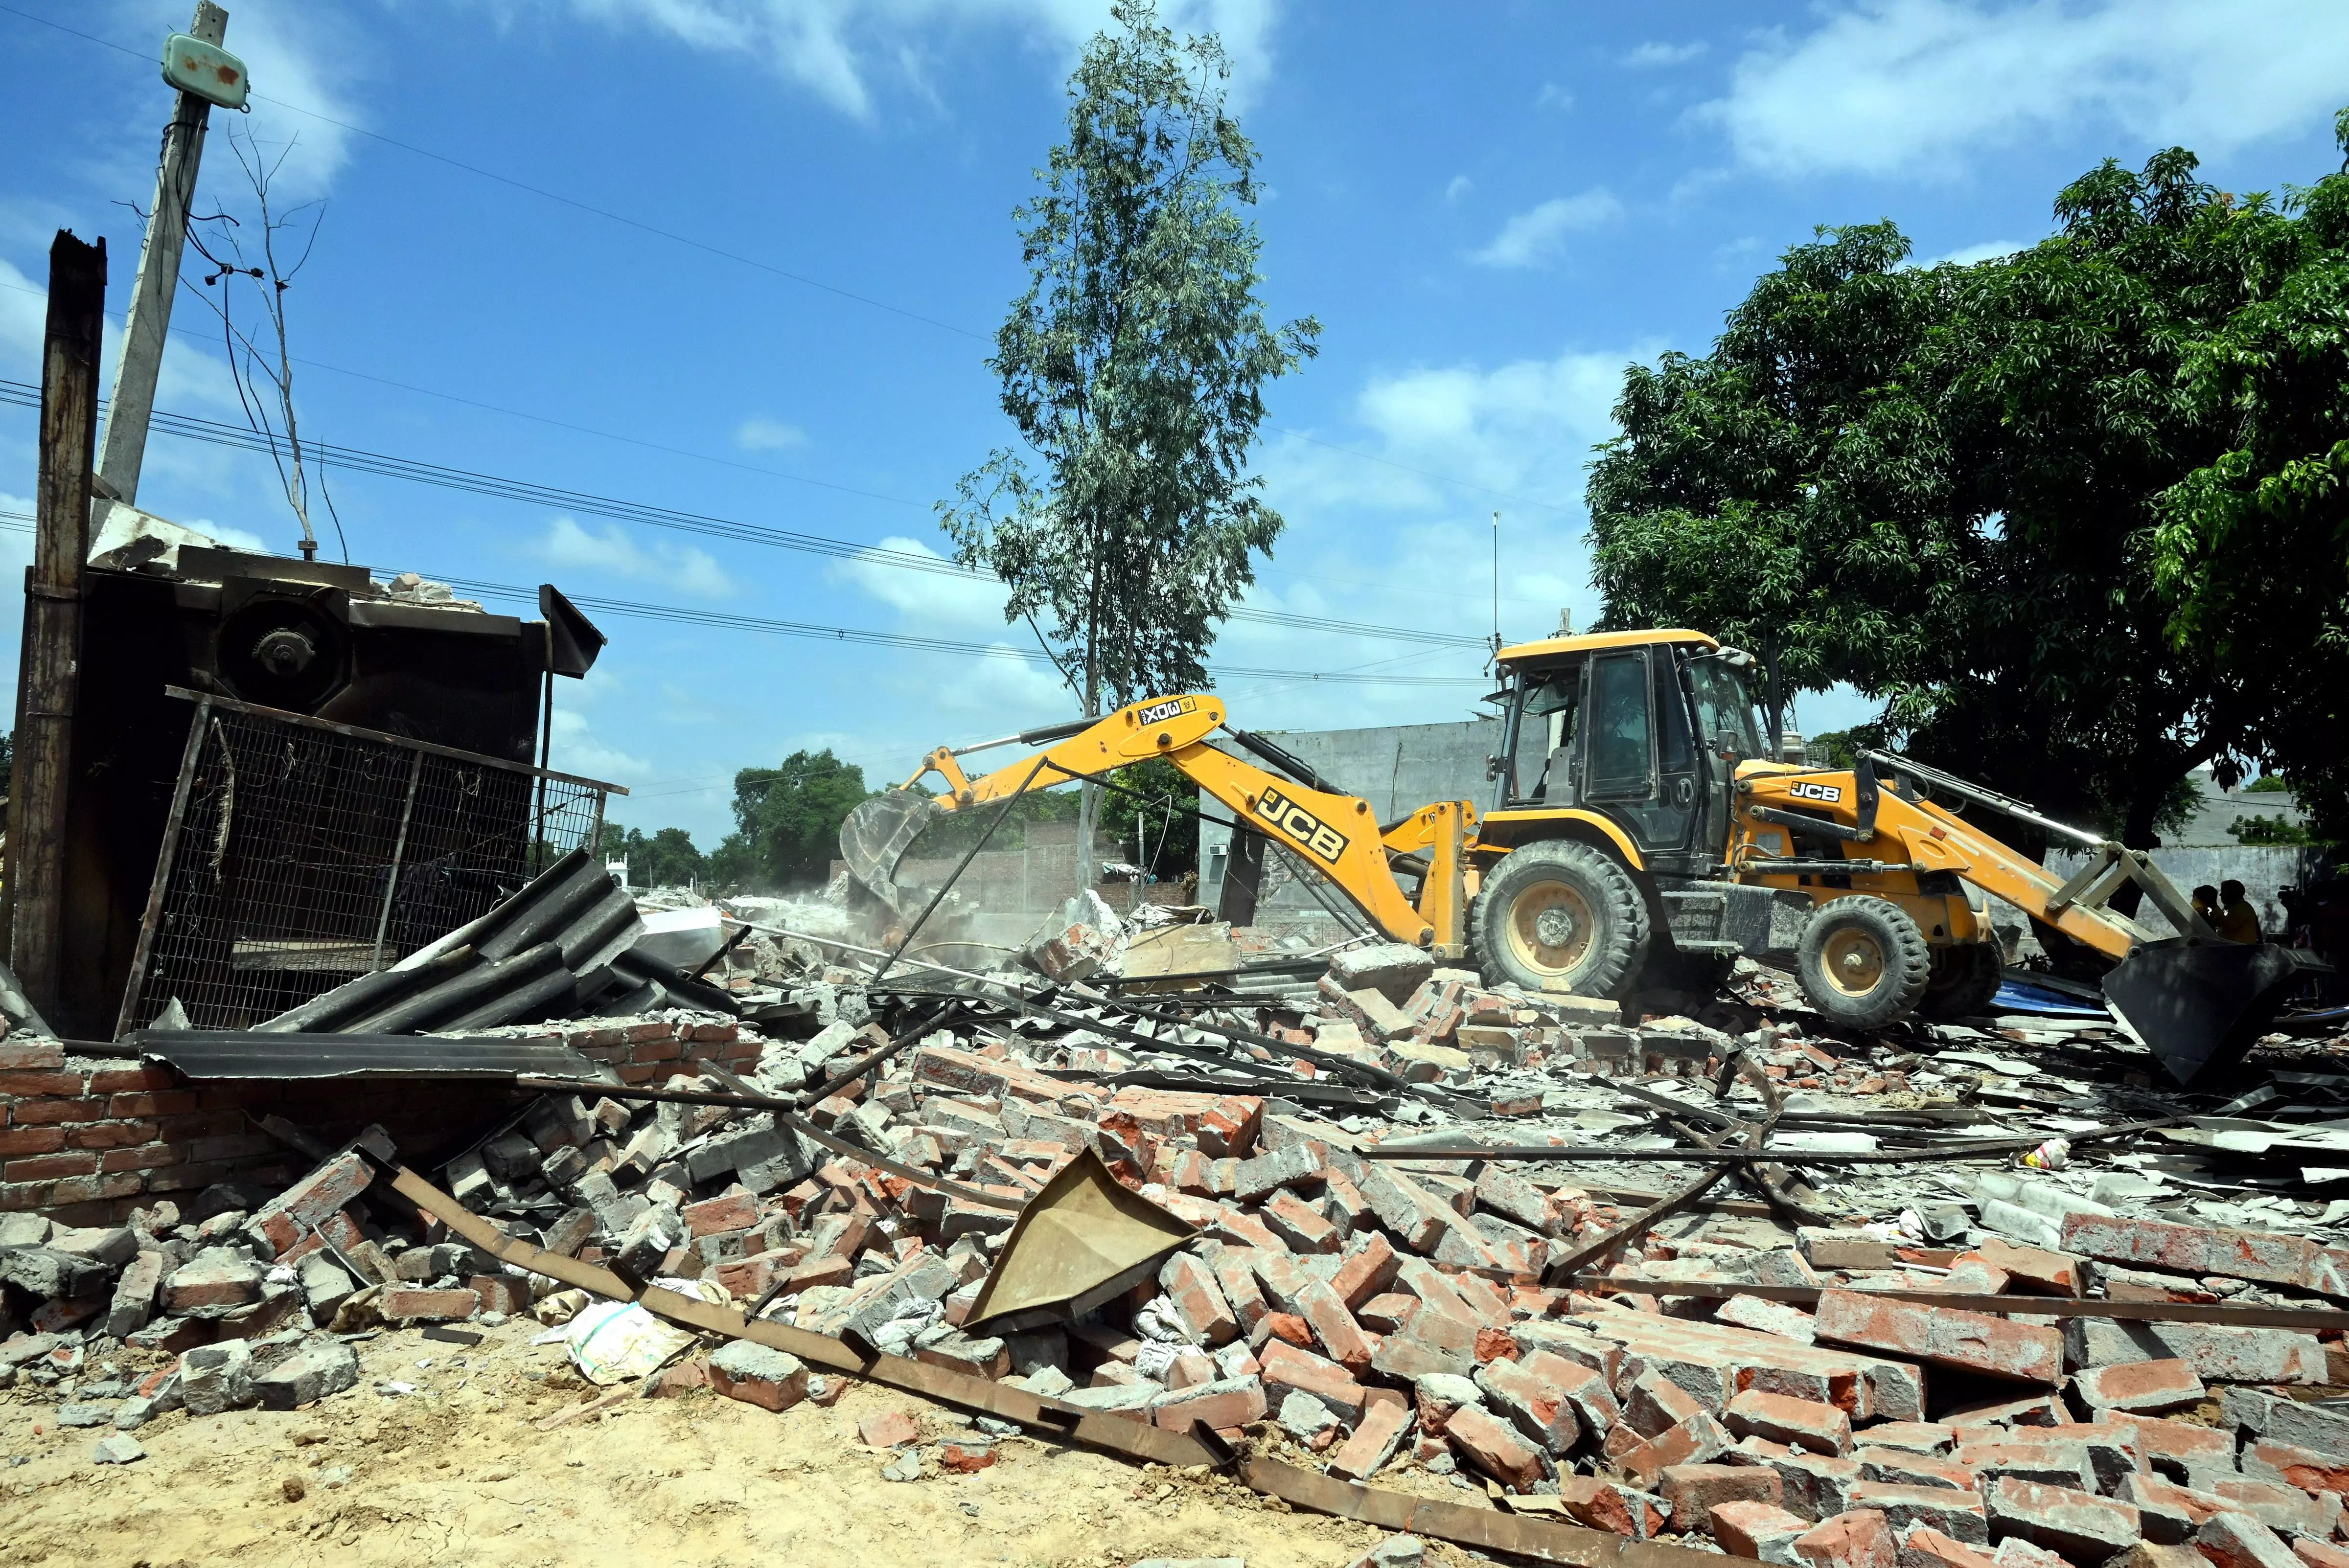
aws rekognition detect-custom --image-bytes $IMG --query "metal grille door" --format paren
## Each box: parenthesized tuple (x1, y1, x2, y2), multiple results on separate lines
(118, 688, 622, 1033)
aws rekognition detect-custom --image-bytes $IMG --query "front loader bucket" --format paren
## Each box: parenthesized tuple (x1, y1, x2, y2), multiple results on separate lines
(2101, 939, 2305, 1087)
(838, 790, 943, 914)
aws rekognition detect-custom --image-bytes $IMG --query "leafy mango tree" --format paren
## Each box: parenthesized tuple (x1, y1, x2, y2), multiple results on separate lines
(1589, 119, 2349, 850)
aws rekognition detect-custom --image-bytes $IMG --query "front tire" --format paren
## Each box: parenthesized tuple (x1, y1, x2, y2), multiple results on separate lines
(1472, 841, 1651, 998)
(1918, 942, 2003, 1022)
(1796, 896, 1932, 1029)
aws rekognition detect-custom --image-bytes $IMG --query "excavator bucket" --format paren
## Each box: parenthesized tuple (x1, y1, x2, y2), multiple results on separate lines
(2101, 939, 2308, 1086)
(838, 790, 942, 914)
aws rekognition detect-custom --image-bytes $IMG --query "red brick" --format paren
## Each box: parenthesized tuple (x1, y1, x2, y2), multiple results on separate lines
(50, 1171, 142, 1204)
(141, 1159, 233, 1193)
(67, 1119, 162, 1150)
(2060, 1213, 2349, 1296)
(1727, 1389, 1855, 1454)
(1713, 1500, 1811, 1560)
(683, 1191, 760, 1238)
(779, 1254, 852, 1295)
(1330, 1230, 1399, 1309)
(379, 1287, 479, 1322)
(1151, 1377, 1266, 1432)
(1358, 1292, 1418, 1333)
(2200, 1513, 2302, 1568)
(1261, 1189, 1340, 1253)
(1561, 1476, 1670, 1539)
(9, 1096, 105, 1125)
(1328, 1398, 1410, 1481)
(859, 1409, 919, 1447)
(2295, 1541, 2349, 1568)
(1160, 1253, 1238, 1345)
(1901, 1528, 2001, 1568)
(1621, 1412, 1734, 1491)
(0, 1126, 65, 1158)
(2073, 1358, 2204, 1414)
(0, 1042, 65, 1070)
(0, 1179, 50, 1209)
(1984, 1477, 2143, 1562)
(1447, 1403, 1546, 1490)
(0, 1070, 86, 1096)
(1661, 1462, 1784, 1521)
(626, 1022, 671, 1044)
(630, 1039, 684, 1064)
(1292, 1280, 1375, 1372)
(107, 1090, 200, 1118)
(689, 1022, 736, 1044)
(1968, 1238, 2081, 1295)
(1816, 1288, 2064, 1384)
(2251, 1440, 2349, 1498)
(87, 1064, 177, 1093)
(470, 1276, 530, 1316)
(1257, 1337, 1365, 1417)
(1793, 1508, 1897, 1568)
(708, 1342, 809, 1412)
(100, 1145, 180, 1174)
(3, 1151, 97, 1181)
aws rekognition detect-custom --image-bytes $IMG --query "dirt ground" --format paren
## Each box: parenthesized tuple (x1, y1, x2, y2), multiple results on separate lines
(0, 1319, 1486, 1568)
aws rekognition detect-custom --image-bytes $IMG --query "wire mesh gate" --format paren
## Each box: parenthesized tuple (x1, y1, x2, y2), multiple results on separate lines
(117, 687, 624, 1035)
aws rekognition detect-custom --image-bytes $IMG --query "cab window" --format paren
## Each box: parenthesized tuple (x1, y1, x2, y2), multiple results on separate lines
(1586, 653, 1653, 796)
(1687, 657, 1763, 759)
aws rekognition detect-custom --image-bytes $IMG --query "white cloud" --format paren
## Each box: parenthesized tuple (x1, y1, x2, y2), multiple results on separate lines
(508, 0, 1280, 118)
(1704, 0, 2349, 178)
(533, 517, 737, 598)
(1534, 82, 1573, 111)
(1915, 237, 2031, 267)
(735, 415, 809, 452)
(1469, 188, 1624, 269)
(1624, 40, 1705, 68)
(1443, 175, 1472, 203)
(830, 534, 1008, 627)
(1267, 345, 1642, 520)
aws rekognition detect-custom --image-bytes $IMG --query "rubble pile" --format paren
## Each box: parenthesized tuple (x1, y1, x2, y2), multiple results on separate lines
(7, 904, 2349, 1568)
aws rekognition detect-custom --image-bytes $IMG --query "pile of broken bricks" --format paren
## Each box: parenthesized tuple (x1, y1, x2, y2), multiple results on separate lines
(4, 919, 2349, 1568)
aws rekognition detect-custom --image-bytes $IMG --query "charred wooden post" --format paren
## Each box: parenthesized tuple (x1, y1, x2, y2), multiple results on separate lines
(5, 231, 106, 1019)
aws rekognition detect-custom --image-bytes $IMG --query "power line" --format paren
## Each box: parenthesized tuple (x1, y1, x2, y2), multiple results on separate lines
(0, 511, 1485, 686)
(0, 380, 1491, 651)
(0, 2, 1581, 520)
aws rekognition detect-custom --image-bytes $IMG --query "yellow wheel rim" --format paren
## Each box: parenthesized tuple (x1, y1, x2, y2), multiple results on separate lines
(1820, 927, 1887, 998)
(1505, 878, 1595, 979)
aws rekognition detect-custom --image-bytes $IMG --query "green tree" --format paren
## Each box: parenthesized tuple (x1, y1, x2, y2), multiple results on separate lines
(1099, 756, 1198, 878)
(940, 0, 1318, 881)
(716, 750, 872, 891)
(605, 824, 709, 889)
(1589, 123, 2349, 851)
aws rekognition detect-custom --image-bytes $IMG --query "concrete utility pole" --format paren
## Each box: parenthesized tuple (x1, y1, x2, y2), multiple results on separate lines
(7, 232, 107, 1020)
(95, 1, 230, 509)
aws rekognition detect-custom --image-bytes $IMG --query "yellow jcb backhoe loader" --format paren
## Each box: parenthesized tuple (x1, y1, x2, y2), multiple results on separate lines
(841, 632, 2318, 1085)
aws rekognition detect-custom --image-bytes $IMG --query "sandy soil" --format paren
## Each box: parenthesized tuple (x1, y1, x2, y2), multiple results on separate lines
(0, 1320, 1481, 1568)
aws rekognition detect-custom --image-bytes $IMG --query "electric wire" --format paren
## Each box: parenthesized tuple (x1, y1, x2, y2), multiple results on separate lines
(0, 379, 1489, 652)
(0, 511, 1484, 688)
(0, 2, 1578, 519)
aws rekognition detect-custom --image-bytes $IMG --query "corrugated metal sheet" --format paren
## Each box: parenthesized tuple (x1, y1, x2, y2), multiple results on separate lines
(130, 1029, 605, 1081)
(257, 845, 654, 1034)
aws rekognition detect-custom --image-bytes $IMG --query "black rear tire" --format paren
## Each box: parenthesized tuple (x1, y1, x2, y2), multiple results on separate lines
(1795, 896, 1932, 1029)
(1472, 841, 1651, 999)
(1918, 942, 2004, 1022)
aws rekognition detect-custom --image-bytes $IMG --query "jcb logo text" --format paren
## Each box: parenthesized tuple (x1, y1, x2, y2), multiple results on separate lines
(1788, 781, 1842, 803)
(1255, 787, 1349, 862)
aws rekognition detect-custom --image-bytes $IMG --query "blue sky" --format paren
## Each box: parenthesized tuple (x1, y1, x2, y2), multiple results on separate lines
(3, 0, 2346, 847)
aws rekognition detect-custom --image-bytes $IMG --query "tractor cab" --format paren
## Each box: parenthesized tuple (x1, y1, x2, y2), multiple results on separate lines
(1485, 629, 1768, 875)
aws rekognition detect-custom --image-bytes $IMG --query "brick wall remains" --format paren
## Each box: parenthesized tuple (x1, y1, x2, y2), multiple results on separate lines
(0, 1013, 761, 1227)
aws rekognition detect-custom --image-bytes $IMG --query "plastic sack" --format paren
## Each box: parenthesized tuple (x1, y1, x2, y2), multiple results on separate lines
(563, 1277, 727, 1385)
(2018, 1138, 2071, 1171)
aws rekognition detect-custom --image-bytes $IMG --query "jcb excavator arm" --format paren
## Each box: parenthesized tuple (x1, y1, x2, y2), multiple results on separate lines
(847, 694, 1476, 956)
